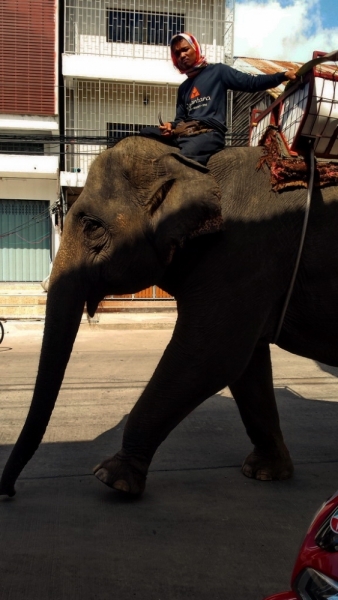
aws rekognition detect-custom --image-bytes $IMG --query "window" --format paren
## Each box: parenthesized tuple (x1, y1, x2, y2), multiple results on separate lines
(0, 142, 44, 154)
(107, 10, 185, 45)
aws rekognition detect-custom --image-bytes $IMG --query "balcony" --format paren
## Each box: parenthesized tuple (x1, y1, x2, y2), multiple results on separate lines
(63, 51, 184, 85)
(0, 155, 59, 179)
(63, 38, 225, 85)
(0, 114, 59, 132)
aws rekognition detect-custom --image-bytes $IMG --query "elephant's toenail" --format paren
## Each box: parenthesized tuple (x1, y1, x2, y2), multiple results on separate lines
(242, 465, 253, 478)
(256, 470, 272, 481)
(113, 480, 130, 493)
(94, 468, 109, 483)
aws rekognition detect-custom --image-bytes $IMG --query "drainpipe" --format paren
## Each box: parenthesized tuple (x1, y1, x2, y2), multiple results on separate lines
(58, 0, 65, 228)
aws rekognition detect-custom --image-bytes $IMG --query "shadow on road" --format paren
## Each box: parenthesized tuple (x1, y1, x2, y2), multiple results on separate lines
(0, 388, 337, 600)
(316, 361, 338, 378)
(1, 386, 337, 483)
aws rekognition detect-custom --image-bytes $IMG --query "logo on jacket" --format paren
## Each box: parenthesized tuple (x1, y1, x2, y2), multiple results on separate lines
(190, 87, 200, 99)
(187, 96, 211, 111)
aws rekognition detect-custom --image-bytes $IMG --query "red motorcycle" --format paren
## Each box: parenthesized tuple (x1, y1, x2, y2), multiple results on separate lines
(264, 490, 338, 600)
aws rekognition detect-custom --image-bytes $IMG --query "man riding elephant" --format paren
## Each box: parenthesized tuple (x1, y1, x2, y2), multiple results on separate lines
(141, 32, 297, 165)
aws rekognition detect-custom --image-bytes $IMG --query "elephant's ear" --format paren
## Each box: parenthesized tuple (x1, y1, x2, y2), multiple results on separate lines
(145, 152, 223, 265)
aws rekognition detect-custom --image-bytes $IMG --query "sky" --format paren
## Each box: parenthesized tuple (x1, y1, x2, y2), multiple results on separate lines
(233, 0, 338, 62)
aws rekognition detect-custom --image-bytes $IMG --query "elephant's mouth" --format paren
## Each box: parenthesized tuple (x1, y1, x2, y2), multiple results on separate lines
(86, 288, 104, 317)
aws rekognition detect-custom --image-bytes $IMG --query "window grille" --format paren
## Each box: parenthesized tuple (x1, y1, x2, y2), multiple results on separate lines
(107, 10, 185, 45)
(64, 0, 228, 62)
(65, 80, 177, 173)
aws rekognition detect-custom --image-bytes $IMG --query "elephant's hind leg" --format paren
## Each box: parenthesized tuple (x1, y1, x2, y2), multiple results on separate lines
(229, 342, 294, 481)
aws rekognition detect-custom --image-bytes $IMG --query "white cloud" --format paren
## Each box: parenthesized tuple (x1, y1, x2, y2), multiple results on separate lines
(234, 0, 338, 61)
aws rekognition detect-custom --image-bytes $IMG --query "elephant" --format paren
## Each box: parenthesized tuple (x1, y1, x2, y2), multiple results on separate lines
(1, 134, 338, 498)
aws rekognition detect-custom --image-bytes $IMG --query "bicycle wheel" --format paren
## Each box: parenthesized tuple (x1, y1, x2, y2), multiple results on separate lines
(0, 320, 4, 345)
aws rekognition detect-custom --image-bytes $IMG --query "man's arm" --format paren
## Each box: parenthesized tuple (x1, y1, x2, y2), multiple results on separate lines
(159, 89, 186, 136)
(222, 64, 298, 92)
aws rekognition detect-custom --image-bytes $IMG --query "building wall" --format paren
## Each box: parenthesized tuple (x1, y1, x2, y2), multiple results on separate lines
(0, 178, 58, 202)
(0, 0, 60, 281)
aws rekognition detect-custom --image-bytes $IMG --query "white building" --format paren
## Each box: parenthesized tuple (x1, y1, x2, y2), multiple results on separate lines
(60, 0, 233, 199)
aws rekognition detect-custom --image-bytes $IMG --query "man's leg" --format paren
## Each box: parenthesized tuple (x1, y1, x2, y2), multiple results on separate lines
(177, 131, 225, 165)
(139, 126, 178, 148)
(139, 126, 162, 137)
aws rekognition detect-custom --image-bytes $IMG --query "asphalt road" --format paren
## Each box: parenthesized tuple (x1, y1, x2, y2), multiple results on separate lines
(0, 319, 337, 600)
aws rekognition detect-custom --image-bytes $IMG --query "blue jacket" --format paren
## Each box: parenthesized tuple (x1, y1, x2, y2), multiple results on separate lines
(172, 63, 287, 134)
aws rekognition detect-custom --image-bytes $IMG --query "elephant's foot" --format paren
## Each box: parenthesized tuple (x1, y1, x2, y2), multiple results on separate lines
(241, 444, 294, 481)
(93, 451, 148, 496)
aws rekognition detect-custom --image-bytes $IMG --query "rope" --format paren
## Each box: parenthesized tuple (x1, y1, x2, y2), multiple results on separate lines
(273, 146, 315, 343)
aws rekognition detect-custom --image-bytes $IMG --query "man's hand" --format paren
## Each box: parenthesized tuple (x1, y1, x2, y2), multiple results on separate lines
(284, 69, 298, 81)
(159, 122, 173, 136)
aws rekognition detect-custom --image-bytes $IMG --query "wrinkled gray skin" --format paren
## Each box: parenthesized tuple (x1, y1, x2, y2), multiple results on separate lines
(1, 136, 338, 498)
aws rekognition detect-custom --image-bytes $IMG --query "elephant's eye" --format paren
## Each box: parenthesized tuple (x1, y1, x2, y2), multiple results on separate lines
(80, 215, 110, 252)
(81, 215, 104, 234)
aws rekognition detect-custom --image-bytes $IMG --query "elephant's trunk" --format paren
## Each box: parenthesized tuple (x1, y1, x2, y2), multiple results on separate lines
(0, 253, 86, 496)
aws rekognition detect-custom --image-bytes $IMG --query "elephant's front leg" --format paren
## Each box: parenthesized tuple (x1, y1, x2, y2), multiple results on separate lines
(93, 321, 228, 496)
(229, 342, 294, 481)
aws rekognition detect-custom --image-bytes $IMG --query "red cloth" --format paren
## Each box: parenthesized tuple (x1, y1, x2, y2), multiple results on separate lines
(170, 32, 207, 77)
(258, 128, 338, 191)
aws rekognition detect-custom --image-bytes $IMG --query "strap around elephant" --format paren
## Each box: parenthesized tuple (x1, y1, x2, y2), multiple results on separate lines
(273, 146, 315, 343)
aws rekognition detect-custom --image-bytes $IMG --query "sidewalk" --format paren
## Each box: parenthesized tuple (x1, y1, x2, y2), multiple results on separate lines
(0, 282, 177, 322)
(1, 311, 177, 334)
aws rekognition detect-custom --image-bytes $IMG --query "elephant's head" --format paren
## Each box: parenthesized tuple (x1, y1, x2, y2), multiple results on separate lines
(66, 136, 223, 312)
(0, 136, 222, 497)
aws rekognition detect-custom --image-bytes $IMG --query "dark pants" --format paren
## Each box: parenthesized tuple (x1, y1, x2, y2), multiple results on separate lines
(139, 126, 225, 166)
